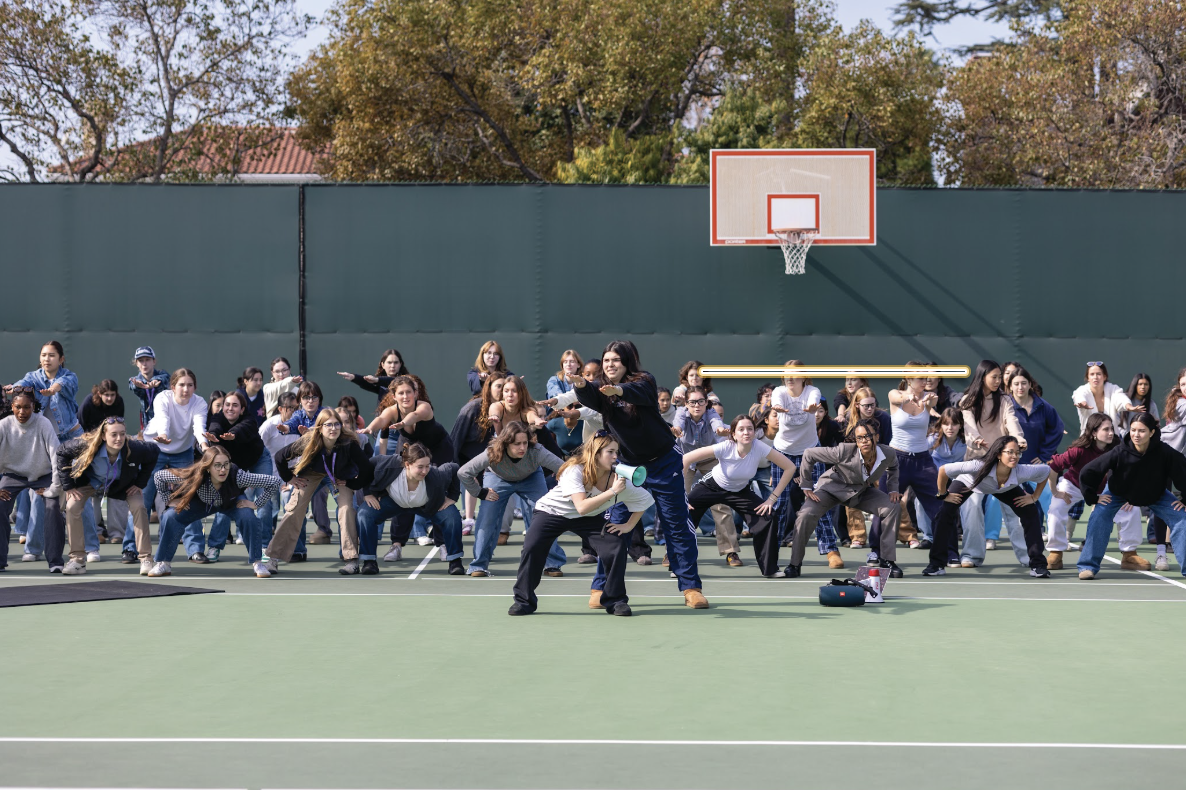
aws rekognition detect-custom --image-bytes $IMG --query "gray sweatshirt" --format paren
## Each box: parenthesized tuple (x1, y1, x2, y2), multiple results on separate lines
(0, 413, 60, 480)
(458, 444, 564, 498)
(1162, 400, 1186, 455)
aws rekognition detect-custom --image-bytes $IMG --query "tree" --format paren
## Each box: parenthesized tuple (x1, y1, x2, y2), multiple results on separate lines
(0, 0, 309, 181)
(892, 0, 1061, 45)
(670, 89, 791, 184)
(555, 129, 672, 183)
(288, 0, 826, 182)
(0, 0, 133, 181)
(794, 22, 944, 184)
(942, 0, 1186, 188)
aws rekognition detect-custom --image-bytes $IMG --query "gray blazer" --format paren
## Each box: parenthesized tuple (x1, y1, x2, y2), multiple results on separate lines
(798, 443, 899, 503)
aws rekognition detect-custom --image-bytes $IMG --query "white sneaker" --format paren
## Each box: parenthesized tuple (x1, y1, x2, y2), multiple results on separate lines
(62, 559, 87, 575)
(21, 552, 40, 562)
(264, 557, 279, 574)
(438, 545, 447, 561)
(253, 561, 272, 578)
(383, 544, 403, 562)
(461, 518, 475, 536)
(1155, 554, 1170, 571)
(87, 551, 101, 562)
(235, 534, 245, 545)
(139, 558, 154, 576)
(205, 547, 220, 562)
(416, 536, 432, 546)
(985, 539, 996, 551)
(147, 561, 172, 577)
(514, 508, 523, 519)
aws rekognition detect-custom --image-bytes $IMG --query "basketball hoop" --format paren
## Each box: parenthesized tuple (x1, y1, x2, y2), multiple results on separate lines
(772, 227, 818, 275)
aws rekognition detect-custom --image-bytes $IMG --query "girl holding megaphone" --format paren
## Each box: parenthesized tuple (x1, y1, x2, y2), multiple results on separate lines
(509, 431, 653, 617)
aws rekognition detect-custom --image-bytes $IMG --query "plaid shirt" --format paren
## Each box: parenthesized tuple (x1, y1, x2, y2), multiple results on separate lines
(153, 468, 279, 509)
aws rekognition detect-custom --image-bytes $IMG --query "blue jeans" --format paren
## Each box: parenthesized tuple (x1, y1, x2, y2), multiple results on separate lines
(771, 456, 838, 553)
(1079, 488, 1186, 575)
(207, 450, 273, 550)
(156, 502, 264, 564)
(357, 497, 464, 562)
(125, 448, 193, 552)
(595, 446, 701, 592)
(470, 469, 565, 573)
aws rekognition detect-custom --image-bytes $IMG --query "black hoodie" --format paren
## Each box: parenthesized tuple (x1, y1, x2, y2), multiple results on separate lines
(1079, 434, 1186, 507)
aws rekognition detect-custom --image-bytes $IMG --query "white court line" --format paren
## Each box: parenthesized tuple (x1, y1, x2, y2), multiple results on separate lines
(1068, 542, 1186, 592)
(0, 737, 1183, 750)
(407, 551, 435, 580)
(218, 592, 1186, 603)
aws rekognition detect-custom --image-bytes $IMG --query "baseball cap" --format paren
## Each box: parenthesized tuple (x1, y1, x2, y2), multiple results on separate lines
(133, 346, 156, 361)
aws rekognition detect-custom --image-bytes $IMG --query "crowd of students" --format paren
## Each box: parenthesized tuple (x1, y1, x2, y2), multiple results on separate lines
(2, 340, 1185, 616)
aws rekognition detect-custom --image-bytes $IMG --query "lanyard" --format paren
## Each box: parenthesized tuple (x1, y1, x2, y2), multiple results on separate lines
(322, 451, 338, 492)
(101, 451, 118, 493)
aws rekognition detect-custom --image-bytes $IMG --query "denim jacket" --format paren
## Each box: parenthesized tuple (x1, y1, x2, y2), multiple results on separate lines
(129, 369, 171, 425)
(13, 367, 80, 438)
(283, 405, 326, 433)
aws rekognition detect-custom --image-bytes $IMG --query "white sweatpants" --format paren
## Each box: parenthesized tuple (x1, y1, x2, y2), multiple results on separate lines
(1047, 479, 1142, 552)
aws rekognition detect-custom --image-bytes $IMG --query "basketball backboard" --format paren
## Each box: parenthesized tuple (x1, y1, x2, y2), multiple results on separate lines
(709, 149, 877, 246)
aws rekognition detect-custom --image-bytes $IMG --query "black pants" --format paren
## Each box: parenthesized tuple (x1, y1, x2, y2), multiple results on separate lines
(42, 495, 67, 569)
(929, 481, 1048, 570)
(581, 516, 651, 560)
(688, 477, 779, 576)
(514, 512, 631, 611)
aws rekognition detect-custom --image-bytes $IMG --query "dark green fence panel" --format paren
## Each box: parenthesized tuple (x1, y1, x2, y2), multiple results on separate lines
(2, 182, 1181, 444)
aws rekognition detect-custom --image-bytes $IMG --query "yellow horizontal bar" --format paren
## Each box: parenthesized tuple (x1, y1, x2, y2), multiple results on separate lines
(698, 365, 971, 379)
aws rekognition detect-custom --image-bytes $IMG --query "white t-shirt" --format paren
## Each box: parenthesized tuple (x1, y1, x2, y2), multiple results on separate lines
(710, 440, 773, 492)
(771, 385, 822, 455)
(535, 464, 654, 519)
(388, 474, 429, 510)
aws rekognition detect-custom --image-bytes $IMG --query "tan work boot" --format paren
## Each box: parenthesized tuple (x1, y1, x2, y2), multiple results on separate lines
(1047, 550, 1063, 570)
(683, 588, 710, 609)
(827, 550, 845, 569)
(588, 590, 605, 609)
(1120, 551, 1152, 570)
(1078, 569, 1095, 580)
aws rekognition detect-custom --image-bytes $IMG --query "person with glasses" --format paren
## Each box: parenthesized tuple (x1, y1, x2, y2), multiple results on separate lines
(0, 391, 60, 573)
(681, 414, 798, 577)
(673, 386, 739, 565)
(1072, 361, 1143, 436)
(56, 416, 159, 575)
(276, 380, 334, 544)
(786, 419, 904, 577)
(263, 357, 303, 418)
(924, 435, 1051, 578)
(266, 409, 373, 575)
(569, 341, 710, 609)
(147, 445, 280, 578)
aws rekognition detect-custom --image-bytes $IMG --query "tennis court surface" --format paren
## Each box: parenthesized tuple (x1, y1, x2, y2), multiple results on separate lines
(3, 527, 1183, 790)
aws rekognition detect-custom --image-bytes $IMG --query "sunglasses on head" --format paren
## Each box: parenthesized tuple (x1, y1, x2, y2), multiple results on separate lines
(104, 416, 125, 425)
(594, 429, 611, 439)
(1086, 361, 1103, 368)
(11, 386, 35, 393)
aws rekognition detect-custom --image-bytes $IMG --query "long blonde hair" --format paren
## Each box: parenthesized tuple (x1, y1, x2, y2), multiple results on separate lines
(845, 386, 877, 437)
(556, 433, 618, 492)
(71, 422, 119, 480)
(292, 409, 350, 476)
(556, 349, 584, 381)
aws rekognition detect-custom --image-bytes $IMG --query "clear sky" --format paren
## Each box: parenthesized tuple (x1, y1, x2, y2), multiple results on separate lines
(290, 0, 1012, 61)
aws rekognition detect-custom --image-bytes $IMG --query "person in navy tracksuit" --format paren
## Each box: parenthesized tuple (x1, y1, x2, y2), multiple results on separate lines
(571, 340, 709, 609)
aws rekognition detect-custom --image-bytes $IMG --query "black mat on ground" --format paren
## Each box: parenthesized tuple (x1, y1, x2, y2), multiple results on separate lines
(0, 580, 222, 608)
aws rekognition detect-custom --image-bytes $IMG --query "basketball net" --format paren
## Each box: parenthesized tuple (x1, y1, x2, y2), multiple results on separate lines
(773, 228, 817, 275)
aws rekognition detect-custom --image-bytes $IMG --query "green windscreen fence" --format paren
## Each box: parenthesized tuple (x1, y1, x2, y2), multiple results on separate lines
(2, 183, 1181, 445)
